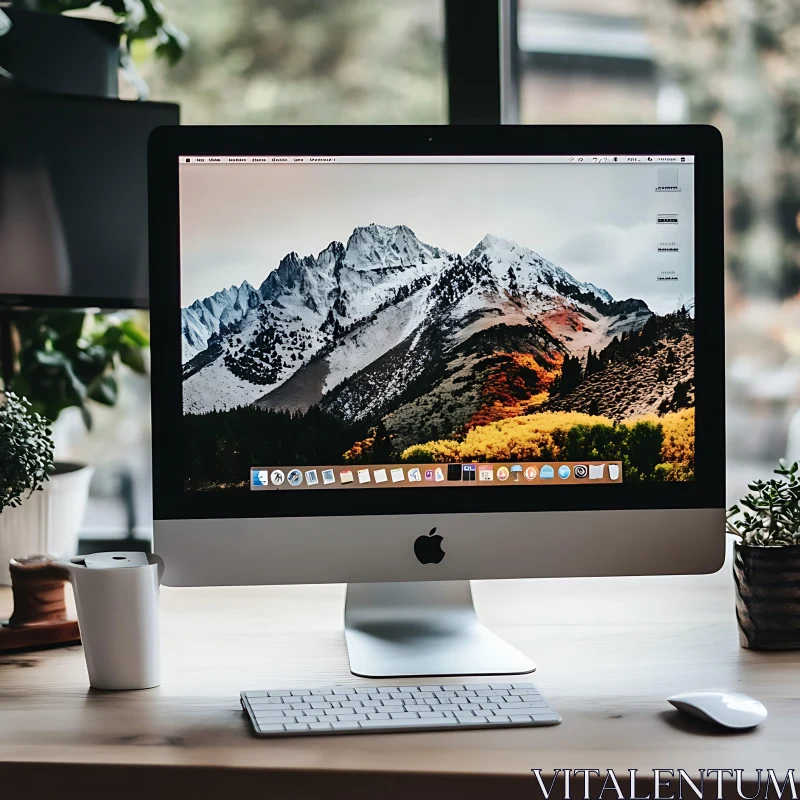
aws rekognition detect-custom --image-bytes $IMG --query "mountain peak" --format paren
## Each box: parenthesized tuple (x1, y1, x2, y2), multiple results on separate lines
(343, 223, 444, 270)
(469, 233, 539, 260)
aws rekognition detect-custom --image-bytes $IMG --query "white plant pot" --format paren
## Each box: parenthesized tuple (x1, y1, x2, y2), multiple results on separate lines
(0, 462, 93, 585)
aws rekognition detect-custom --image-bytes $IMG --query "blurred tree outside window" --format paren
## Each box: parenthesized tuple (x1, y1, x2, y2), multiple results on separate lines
(129, 0, 446, 124)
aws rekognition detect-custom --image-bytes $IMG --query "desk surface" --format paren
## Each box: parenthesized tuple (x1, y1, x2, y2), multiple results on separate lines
(1, 540, 798, 798)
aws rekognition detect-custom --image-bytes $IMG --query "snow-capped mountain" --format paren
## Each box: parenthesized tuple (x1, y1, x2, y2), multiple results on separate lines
(181, 224, 652, 414)
(181, 280, 260, 363)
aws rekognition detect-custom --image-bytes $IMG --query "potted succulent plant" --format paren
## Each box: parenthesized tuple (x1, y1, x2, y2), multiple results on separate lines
(0, 392, 56, 584)
(727, 461, 800, 650)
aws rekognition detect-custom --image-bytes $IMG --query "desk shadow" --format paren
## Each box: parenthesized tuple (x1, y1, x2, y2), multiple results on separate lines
(658, 709, 758, 737)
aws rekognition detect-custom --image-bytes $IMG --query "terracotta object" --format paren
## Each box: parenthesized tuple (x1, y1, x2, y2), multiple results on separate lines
(734, 542, 800, 650)
(0, 555, 81, 652)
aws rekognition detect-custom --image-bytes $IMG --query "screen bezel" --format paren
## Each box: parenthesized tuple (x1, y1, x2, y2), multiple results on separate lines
(149, 125, 724, 522)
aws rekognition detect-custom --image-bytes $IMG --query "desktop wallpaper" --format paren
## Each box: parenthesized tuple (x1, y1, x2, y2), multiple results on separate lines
(179, 162, 695, 490)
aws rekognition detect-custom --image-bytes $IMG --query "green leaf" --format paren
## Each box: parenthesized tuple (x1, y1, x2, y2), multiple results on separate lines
(87, 374, 118, 406)
(119, 341, 146, 374)
(118, 319, 150, 348)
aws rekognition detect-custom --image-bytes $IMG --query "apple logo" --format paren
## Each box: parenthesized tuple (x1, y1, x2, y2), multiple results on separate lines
(414, 527, 445, 564)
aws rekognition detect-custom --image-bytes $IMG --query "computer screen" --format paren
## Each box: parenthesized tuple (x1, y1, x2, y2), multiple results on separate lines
(178, 154, 695, 493)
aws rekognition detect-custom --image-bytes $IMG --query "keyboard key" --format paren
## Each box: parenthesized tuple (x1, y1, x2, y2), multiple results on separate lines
(332, 721, 361, 730)
(257, 724, 286, 732)
(268, 690, 291, 697)
(389, 711, 420, 720)
(308, 722, 333, 730)
(464, 684, 492, 691)
(284, 723, 310, 731)
(411, 691, 434, 698)
(489, 684, 513, 690)
(511, 683, 536, 690)
(488, 716, 512, 724)
(417, 711, 444, 718)
(472, 710, 494, 718)
(245, 691, 268, 697)
(289, 703, 311, 710)
(366, 712, 391, 720)
(503, 702, 548, 710)
(290, 690, 306, 696)
(340, 700, 363, 708)
(533, 712, 561, 722)
(418, 685, 442, 692)
(335, 707, 356, 715)
(509, 714, 533, 723)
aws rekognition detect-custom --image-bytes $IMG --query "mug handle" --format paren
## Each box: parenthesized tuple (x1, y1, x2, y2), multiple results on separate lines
(149, 553, 165, 585)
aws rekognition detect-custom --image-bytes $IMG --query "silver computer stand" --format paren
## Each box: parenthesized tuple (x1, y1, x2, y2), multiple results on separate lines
(344, 580, 536, 678)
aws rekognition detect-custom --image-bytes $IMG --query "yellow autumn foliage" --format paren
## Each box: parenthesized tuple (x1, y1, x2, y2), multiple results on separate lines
(400, 407, 695, 481)
(626, 407, 695, 480)
(401, 411, 617, 463)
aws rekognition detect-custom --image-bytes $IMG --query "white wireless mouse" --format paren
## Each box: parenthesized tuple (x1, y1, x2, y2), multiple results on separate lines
(667, 691, 767, 730)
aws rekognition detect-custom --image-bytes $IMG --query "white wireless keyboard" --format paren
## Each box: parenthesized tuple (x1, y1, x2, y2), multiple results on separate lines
(241, 682, 560, 737)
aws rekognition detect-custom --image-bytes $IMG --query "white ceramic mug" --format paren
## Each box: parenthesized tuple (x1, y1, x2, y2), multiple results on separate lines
(60, 552, 164, 690)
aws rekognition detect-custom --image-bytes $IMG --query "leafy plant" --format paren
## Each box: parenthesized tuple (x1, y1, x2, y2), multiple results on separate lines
(6, 310, 149, 430)
(0, 0, 187, 96)
(727, 462, 800, 546)
(0, 392, 55, 511)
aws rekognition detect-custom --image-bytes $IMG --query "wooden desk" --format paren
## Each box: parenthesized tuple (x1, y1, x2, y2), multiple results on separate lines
(1, 539, 798, 799)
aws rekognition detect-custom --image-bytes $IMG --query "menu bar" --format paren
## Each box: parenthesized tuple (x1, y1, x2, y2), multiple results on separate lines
(250, 461, 623, 490)
(181, 155, 694, 165)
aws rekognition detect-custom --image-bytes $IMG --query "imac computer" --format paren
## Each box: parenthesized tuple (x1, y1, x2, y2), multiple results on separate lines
(148, 126, 725, 678)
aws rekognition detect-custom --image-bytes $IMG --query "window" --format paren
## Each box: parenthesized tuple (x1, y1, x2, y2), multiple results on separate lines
(133, 0, 446, 124)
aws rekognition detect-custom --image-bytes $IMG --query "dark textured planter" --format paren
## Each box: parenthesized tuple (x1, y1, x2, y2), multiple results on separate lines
(734, 542, 800, 650)
(0, 9, 119, 98)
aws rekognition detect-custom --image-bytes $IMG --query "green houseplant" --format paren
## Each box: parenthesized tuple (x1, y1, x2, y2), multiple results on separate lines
(8, 310, 150, 430)
(0, 311, 149, 580)
(0, 392, 56, 584)
(727, 462, 800, 649)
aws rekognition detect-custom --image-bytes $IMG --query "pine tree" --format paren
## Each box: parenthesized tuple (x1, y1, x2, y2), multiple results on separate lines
(372, 420, 393, 462)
